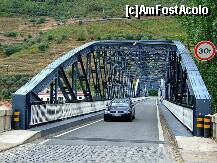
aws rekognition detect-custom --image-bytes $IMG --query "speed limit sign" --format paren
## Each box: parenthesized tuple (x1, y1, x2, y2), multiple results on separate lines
(194, 41, 216, 61)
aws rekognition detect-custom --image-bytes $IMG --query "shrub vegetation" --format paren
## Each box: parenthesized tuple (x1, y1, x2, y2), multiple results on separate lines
(179, 0, 217, 113)
(0, 0, 175, 18)
(4, 31, 18, 37)
(38, 42, 49, 51)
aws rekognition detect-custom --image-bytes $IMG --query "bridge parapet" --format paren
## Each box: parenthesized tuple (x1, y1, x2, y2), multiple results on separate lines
(163, 100, 193, 131)
(30, 100, 108, 126)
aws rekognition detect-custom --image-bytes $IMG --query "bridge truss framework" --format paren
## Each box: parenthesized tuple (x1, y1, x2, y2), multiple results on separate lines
(13, 40, 211, 135)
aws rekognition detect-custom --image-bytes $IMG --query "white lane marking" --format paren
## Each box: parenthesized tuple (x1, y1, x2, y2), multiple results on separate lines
(54, 119, 103, 138)
(156, 100, 164, 142)
(156, 100, 165, 162)
(39, 139, 50, 145)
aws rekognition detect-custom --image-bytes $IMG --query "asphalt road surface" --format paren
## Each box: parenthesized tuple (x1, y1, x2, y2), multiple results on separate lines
(0, 98, 175, 163)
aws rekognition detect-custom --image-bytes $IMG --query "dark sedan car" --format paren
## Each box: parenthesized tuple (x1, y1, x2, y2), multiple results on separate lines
(104, 98, 135, 122)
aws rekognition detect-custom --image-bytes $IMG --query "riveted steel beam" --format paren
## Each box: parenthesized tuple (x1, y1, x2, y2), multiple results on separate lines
(59, 66, 77, 102)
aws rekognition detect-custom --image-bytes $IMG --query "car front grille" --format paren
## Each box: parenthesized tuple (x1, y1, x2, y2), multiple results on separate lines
(109, 111, 125, 114)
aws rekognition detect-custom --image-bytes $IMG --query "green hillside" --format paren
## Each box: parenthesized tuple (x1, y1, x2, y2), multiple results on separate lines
(0, 16, 185, 100)
(0, 0, 175, 18)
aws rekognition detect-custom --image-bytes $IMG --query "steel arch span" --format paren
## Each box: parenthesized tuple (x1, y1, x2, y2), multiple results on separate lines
(13, 40, 211, 134)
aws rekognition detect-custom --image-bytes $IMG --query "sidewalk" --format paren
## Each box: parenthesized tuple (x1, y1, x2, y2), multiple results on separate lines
(160, 102, 217, 163)
(0, 130, 38, 152)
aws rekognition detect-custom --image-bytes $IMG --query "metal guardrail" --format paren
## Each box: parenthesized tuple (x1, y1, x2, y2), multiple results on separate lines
(163, 100, 193, 131)
(30, 101, 108, 126)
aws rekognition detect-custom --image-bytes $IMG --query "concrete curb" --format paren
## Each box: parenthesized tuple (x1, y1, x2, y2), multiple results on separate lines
(0, 110, 104, 152)
(0, 130, 38, 153)
(159, 100, 217, 163)
(0, 142, 24, 153)
(157, 100, 184, 163)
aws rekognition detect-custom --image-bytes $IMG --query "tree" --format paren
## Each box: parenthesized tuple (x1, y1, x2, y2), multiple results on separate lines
(179, 0, 217, 44)
(178, 0, 217, 113)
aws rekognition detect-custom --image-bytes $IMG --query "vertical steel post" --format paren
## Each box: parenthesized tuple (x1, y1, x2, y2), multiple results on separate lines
(78, 55, 93, 101)
(72, 62, 78, 100)
(50, 81, 54, 104)
(54, 76, 58, 103)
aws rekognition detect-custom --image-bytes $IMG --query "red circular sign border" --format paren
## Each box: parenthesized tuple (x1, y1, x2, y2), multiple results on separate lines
(194, 41, 216, 61)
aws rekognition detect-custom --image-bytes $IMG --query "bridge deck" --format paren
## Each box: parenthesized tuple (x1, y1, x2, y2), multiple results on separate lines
(0, 98, 175, 162)
(46, 98, 160, 147)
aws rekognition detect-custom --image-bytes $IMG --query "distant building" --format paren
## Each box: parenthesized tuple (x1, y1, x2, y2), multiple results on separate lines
(38, 89, 85, 102)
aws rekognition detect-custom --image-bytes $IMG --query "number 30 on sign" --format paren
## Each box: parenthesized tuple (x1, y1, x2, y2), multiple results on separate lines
(194, 41, 216, 61)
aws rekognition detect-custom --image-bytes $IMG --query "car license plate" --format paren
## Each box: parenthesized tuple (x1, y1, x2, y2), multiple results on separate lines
(114, 113, 121, 116)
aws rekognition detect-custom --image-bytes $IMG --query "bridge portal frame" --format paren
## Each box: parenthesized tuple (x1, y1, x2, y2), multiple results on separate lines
(12, 40, 211, 135)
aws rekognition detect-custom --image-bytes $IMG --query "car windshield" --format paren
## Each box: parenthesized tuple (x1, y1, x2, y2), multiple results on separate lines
(110, 102, 129, 107)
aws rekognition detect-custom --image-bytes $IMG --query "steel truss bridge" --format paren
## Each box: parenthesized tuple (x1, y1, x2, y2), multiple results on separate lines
(13, 40, 211, 135)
